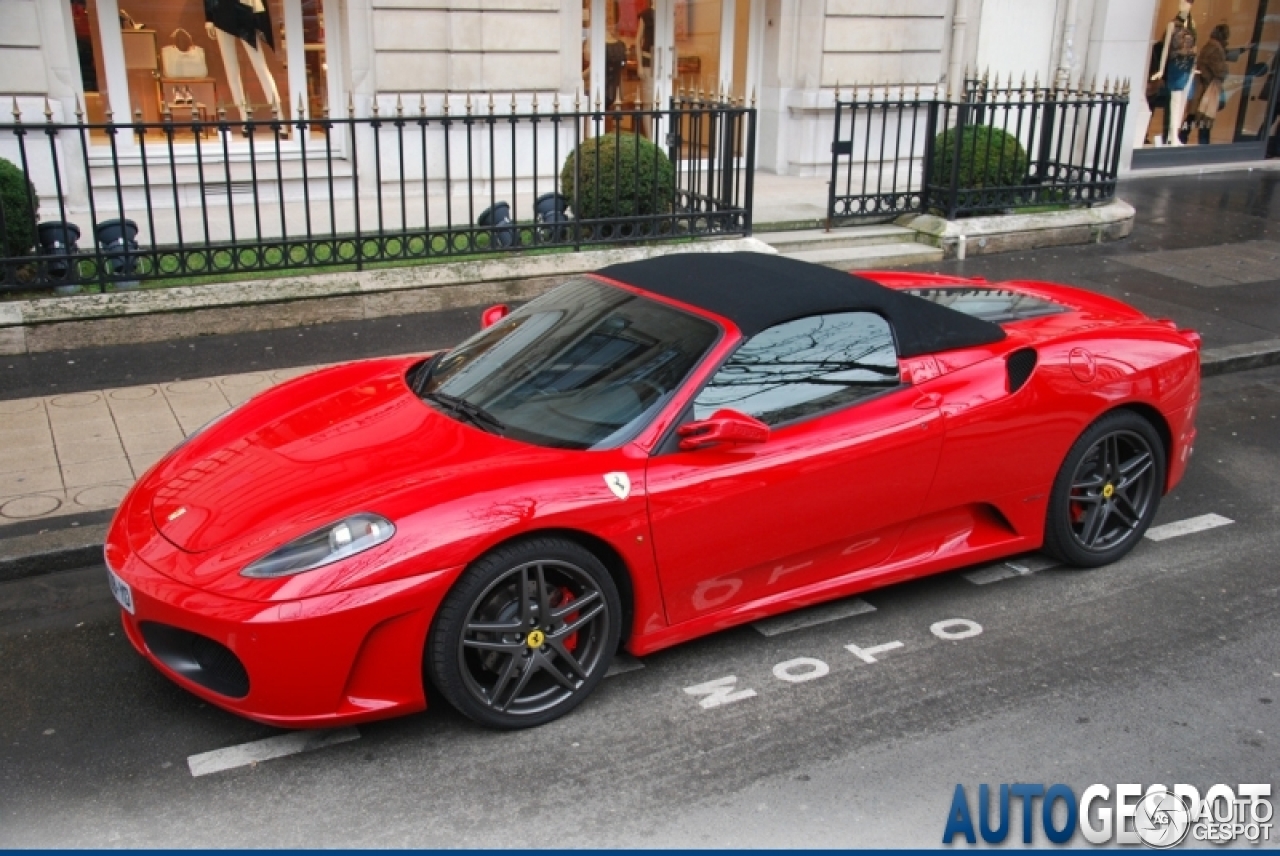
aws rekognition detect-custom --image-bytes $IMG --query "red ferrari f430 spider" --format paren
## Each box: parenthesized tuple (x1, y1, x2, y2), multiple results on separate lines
(104, 253, 1201, 729)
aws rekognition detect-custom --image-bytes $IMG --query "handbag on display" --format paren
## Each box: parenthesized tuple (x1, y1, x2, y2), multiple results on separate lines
(160, 28, 208, 79)
(1198, 79, 1224, 119)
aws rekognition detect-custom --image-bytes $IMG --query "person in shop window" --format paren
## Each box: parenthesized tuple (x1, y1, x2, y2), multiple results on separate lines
(1193, 24, 1230, 145)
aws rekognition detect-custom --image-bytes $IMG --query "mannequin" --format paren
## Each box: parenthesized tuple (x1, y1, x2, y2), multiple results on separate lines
(636, 0, 655, 135)
(204, 0, 280, 120)
(1151, 0, 1197, 146)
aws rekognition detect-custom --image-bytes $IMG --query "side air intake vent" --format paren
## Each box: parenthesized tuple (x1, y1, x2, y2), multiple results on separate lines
(1007, 348, 1038, 393)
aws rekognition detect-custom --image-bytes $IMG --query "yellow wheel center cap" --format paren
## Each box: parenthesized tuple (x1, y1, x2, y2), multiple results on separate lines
(1102, 483, 1115, 499)
(526, 629, 545, 649)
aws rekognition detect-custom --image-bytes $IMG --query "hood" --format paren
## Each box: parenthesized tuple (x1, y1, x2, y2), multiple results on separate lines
(147, 358, 516, 554)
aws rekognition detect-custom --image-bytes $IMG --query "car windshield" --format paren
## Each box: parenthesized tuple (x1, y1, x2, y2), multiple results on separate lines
(416, 277, 720, 450)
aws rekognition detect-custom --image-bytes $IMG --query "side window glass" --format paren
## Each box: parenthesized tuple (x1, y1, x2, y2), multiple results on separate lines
(692, 312, 900, 426)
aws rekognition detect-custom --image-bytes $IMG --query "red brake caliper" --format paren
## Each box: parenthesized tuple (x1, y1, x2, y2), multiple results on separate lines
(557, 588, 579, 652)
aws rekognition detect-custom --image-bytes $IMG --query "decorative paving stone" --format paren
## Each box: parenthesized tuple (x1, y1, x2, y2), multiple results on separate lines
(73, 484, 129, 509)
(0, 494, 62, 519)
(219, 373, 267, 388)
(108, 386, 159, 400)
(49, 393, 102, 409)
(165, 380, 213, 394)
(0, 399, 42, 415)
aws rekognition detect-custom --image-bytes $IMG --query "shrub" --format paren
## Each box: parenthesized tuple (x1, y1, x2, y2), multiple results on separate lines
(931, 126, 1029, 190)
(559, 133, 675, 223)
(0, 156, 38, 258)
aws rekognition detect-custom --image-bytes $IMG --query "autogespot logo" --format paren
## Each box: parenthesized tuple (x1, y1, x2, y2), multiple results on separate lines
(1133, 790, 1193, 848)
(942, 783, 1273, 847)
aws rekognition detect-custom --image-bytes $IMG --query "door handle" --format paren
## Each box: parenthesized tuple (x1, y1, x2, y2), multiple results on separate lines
(914, 392, 942, 410)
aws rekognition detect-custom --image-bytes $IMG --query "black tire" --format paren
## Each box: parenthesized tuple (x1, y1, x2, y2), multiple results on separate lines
(1043, 410, 1166, 568)
(427, 537, 621, 730)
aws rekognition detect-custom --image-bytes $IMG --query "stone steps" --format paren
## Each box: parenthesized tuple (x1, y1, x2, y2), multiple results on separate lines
(759, 224, 919, 253)
(760, 225, 942, 270)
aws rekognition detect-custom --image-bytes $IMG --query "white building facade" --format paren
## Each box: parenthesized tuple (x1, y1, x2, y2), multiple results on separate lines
(1, 0, 1276, 180)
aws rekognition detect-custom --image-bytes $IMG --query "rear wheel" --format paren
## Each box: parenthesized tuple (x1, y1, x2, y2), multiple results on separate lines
(1043, 410, 1165, 568)
(427, 537, 621, 729)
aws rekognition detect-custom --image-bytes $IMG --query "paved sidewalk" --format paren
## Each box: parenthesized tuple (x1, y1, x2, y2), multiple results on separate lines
(0, 366, 318, 529)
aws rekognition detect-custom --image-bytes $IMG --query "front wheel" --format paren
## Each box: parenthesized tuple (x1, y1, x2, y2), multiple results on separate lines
(427, 537, 621, 729)
(1043, 410, 1166, 568)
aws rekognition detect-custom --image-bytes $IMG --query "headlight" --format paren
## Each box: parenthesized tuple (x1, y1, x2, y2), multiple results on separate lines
(241, 513, 396, 578)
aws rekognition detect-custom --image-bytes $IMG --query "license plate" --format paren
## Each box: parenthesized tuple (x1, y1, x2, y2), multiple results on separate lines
(107, 566, 135, 615)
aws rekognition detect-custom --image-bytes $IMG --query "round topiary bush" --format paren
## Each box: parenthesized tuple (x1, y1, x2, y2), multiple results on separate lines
(0, 156, 38, 258)
(560, 133, 675, 229)
(931, 126, 1029, 190)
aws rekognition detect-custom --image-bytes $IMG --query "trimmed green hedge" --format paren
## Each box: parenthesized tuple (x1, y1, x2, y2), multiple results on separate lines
(932, 126, 1029, 190)
(560, 133, 675, 221)
(0, 157, 38, 258)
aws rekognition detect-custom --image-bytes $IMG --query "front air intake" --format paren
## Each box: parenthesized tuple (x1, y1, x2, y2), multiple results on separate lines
(139, 622, 250, 698)
(1007, 348, 1038, 393)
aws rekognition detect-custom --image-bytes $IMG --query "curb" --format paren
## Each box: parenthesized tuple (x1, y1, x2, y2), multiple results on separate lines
(1199, 338, 1280, 377)
(0, 524, 108, 584)
(3, 341, 1279, 585)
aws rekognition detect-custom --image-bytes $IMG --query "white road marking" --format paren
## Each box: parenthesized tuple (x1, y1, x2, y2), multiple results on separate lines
(931, 618, 983, 640)
(963, 554, 1060, 585)
(772, 657, 830, 683)
(752, 597, 876, 637)
(845, 640, 904, 664)
(187, 728, 361, 777)
(683, 676, 757, 709)
(1145, 513, 1235, 542)
(605, 653, 645, 678)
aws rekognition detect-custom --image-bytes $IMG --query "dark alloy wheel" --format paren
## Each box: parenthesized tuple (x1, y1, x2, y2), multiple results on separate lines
(1044, 410, 1166, 568)
(427, 537, 621, 729)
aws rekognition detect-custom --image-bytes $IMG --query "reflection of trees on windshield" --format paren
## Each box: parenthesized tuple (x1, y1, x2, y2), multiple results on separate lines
(421, 277, 718, 449)
(695, 313, 900, 426)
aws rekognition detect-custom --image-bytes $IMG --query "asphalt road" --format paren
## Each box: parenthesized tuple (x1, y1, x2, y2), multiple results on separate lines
(1, 365, 1277, 847)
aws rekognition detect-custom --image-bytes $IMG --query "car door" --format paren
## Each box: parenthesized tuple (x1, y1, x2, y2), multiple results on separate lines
(645, 311, 944, 627)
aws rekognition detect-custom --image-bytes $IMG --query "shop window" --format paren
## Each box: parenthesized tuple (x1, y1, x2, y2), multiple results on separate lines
(70, 0, 331, 142)
(1143, 0, 1280, 148)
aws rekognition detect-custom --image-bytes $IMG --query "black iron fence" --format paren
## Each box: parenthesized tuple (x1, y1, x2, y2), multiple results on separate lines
(828, 75, 1129, 224)
(0, 94, 755, 293)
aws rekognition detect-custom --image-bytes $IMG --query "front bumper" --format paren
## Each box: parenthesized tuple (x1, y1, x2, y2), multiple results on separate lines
(107, 540, 459, 728)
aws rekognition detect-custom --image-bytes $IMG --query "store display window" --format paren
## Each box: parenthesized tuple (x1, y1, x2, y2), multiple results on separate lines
(71, 0, 332, 142)
(1142, 0, 1279, 149)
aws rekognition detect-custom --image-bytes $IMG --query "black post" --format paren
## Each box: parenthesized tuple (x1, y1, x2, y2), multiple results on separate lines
(743, 105, 757, 236)
(946, 102, 967, 220)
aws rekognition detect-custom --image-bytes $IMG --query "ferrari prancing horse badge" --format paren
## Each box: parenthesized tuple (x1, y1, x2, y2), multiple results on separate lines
(604, 472, 631, 500)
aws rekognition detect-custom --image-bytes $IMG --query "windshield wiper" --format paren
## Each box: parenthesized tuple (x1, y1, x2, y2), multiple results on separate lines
(411, 351, 446, 395)
(423, 391, 506, 435)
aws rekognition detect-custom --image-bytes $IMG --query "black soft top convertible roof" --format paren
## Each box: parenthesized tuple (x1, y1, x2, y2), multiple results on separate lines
(597, 252, 1006, 358)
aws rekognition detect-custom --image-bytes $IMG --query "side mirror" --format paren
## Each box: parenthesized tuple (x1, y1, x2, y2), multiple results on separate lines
(481, 304, 511, 329)
(677, 409, 770, 451)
